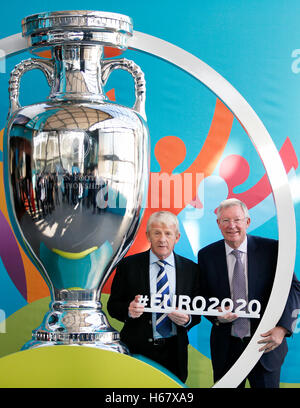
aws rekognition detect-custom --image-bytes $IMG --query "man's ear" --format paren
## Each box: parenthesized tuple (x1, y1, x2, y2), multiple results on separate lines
(246, 217, 251, 228)
(175, 232, 181, 244)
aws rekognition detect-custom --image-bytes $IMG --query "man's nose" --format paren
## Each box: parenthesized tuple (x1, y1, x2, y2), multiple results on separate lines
(158, 234, 167, 241)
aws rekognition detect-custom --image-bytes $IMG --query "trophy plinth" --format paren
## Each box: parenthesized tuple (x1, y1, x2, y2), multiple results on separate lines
(23, 299, 127, 352)
(4, 11, 149, 353)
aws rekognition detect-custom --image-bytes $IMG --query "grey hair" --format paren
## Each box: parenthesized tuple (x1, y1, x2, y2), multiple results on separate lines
(146, 211, 180, 234)
(216, 198, 250, 220)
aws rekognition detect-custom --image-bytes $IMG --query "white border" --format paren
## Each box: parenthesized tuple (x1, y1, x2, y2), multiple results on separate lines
(0, 31, 296, 388)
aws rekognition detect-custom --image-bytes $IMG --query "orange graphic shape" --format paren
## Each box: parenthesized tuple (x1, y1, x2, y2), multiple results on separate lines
(36, 50, 52, 59)
(18, 246, 50, 303)
(36, 47, 123, 60)
(104, 47, 124, 58)
(106, 88, 116, 101)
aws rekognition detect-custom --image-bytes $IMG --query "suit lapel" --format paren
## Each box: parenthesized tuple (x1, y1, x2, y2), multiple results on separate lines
(247, 235, 258, 301)
(214, 240, 232, 299)
(174, 253, 183, 295)
(139, 250, 151, 296)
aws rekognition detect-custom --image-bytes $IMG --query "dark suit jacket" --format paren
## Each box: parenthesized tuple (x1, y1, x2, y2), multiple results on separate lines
(197, 235, 300, 377)
(107, 250, 200, 382)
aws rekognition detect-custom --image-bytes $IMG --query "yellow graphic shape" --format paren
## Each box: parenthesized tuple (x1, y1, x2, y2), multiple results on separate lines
(0, 347, 183, 388)
(51, 246, 98, 260)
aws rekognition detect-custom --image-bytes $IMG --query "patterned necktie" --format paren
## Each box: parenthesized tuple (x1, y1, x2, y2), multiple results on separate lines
(231, 250, 249, 338)
(156, 260, 172, 337)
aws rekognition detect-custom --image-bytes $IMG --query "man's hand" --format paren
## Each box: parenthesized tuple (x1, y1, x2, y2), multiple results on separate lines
(216, 306, 238, 323)
(128, 295, 144, 318)
(168, 310, 190, 326)
(258, 326, 287, 353)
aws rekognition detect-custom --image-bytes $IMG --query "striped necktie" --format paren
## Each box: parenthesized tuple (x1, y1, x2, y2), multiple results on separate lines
(231, 250, 249, 338)
(156, 259, 172, 337)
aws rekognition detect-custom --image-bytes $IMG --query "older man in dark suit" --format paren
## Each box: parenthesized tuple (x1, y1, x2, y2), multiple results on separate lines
(107, 211, 200, 383)
(197, 198, 300, 388)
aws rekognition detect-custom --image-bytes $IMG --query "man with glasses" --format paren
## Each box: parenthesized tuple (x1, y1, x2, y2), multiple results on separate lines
(197, 198, 300, 388)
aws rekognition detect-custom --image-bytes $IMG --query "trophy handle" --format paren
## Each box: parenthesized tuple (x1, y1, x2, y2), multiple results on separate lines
(101, 58, 147, 120)
(8, 58, 55, 116)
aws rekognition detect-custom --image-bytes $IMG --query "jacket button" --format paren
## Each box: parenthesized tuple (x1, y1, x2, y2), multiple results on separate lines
(149, 320, 152, 325)
(148, 338, 153, 343)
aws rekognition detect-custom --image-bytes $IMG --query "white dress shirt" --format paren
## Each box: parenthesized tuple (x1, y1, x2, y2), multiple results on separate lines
(149, 250, 177, 339)
(224, 237, 250, 337)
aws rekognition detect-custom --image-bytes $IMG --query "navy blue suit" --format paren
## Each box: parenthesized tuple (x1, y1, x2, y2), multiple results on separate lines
(107, 250, 200, 383)
(197, 235, 300, 387)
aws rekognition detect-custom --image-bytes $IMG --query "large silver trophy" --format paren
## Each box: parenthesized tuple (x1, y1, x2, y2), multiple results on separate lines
(3, 10, 149, 352)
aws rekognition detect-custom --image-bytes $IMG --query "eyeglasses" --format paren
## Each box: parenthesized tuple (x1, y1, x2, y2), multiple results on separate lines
(219, 218, 247, 226)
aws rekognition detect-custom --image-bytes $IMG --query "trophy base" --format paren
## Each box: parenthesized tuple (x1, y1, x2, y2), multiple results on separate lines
(22, 336, 129, 354)
(22, 331, 129, 354)
(21, 300, 129, 354)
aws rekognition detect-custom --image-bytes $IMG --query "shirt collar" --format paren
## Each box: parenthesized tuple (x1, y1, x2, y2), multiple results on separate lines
(225, 235, 248, 256)
(149, 250, 175, 267)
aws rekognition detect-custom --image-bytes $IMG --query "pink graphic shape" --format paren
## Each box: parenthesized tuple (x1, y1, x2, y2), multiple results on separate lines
(219, 137, 298, 209)
(0, 209, 27, 300)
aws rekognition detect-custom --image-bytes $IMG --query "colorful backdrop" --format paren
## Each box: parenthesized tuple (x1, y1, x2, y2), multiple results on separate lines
(0, 0, 300, 388)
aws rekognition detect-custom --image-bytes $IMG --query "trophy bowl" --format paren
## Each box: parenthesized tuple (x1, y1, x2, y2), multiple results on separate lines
(3, 10, 149, 352)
